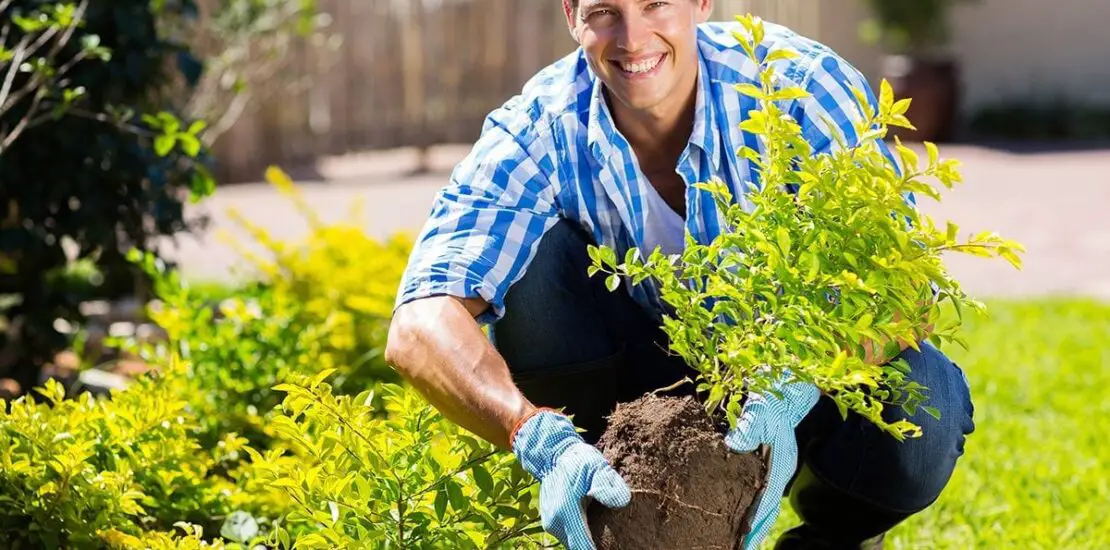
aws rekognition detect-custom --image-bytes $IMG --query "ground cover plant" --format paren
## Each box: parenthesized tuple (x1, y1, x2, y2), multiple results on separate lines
(587, 15, 1022, 547)
(0, 169, 549, 548)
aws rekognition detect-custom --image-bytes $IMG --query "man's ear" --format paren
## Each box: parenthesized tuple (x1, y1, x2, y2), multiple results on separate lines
(696, 0, 714, 23)
(563, 0, 581, 43)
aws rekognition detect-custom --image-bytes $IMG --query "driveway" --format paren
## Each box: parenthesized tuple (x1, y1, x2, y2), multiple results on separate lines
(164, 143, 1110, 301)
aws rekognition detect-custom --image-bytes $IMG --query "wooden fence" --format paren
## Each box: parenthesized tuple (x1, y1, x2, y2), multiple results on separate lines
(211, 0, 816, 183)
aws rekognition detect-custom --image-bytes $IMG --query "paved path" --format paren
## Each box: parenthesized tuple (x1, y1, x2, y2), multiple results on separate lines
(164, 143, 1110, 300)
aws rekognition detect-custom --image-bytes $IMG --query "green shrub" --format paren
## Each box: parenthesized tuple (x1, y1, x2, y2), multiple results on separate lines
(250, 372, 547, 549)
(113, 250, 334, 451)
(220, 167, 414, 392)
(0, 0, 214, 390)
(100, 523, 232, 550)
(0, 370, 246, 549)
(114, 167, 414, 449)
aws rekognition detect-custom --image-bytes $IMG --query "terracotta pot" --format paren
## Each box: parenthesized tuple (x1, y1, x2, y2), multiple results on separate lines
(881, 55, 961, 143)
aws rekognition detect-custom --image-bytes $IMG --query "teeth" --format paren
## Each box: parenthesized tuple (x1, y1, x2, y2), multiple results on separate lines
(620, 55, 662, 74)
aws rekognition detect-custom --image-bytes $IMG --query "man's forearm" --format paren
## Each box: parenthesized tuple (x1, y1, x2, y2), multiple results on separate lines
(385, 295, 536, 450)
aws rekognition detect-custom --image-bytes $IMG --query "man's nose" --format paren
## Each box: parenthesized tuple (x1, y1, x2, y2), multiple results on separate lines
(617, 11, 652, 53)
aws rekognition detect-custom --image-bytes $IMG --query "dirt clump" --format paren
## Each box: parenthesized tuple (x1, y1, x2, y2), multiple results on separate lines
(587, 394, 769, 550)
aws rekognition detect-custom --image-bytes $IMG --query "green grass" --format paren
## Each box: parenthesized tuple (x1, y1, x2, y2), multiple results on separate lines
(765, 298, 1110, 549)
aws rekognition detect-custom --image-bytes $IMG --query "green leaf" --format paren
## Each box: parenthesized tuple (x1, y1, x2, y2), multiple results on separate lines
(922, 406, 941, 420)
(606, 274, 620, 292)
(807, 252, 821, 281)
(767, 87, 809, 101)
(855, 313, 873, 331)
(946, 221, 959, 243)
(293, 534, 329, 549)
(879, 79, 895, 114)
(154, 134, 176, 156)
(445, 479, 465, 511)
(625, 247, 639, 266)
(434, 487, 448, 521)
(776, 227, 791, 257)
(896, 143, 920, 172)
(891, 98, 912, 116)
(312, 368, 337, 387)
(587, 244, 601, 266)
(763, 48, 800, 63)
(734, 83, 764, 99)
(599, 246, 617, 269)
(925, 141, 940, 168)
(472, 465, 494, 495)
(179, 133, 201, 157)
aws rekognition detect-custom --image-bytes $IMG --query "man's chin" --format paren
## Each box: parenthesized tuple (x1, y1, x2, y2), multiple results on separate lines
(603, 85, 668, 114)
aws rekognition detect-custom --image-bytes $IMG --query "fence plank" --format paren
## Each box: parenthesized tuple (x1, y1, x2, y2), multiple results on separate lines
(210, 0, 816, 183)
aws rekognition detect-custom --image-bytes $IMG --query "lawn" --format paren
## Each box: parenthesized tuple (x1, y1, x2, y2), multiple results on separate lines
(765, 297, 1110, 549)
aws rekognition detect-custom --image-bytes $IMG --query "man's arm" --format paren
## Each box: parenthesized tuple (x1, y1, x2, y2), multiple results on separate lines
(385, 109, 560, 449)
(386, 295, 534, 450)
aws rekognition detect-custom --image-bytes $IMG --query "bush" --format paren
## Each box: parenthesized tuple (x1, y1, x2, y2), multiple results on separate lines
(120, 251, 339, 450)
(0, 0, 215, 391)
(0, 370, 247, 549)
(110, 168, 412, 450)
(250, 373, 547, 549)
(221, 166, 414, 392)
(0, 262, 545, 548)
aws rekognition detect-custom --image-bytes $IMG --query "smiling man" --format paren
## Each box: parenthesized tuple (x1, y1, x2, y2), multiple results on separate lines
(385, 1, 977, 549)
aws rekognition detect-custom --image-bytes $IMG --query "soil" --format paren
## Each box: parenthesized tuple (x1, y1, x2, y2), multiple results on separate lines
(587, 394, 770, 550)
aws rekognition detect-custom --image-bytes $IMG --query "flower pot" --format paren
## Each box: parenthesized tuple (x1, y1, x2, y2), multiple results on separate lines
(881, 55, 961, 143)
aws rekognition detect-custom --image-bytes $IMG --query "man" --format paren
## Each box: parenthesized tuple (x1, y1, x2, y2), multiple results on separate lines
(385, 1, 976, 548)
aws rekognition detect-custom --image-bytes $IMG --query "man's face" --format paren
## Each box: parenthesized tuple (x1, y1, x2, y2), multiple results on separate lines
(565, 0, 713, 114)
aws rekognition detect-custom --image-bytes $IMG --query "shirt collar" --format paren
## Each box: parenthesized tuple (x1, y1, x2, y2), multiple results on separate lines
(586, 49, 722, 171)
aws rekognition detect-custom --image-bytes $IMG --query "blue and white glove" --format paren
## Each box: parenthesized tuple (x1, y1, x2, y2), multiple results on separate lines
(724, 373, 820, 549)
(511, 410, 631, 550)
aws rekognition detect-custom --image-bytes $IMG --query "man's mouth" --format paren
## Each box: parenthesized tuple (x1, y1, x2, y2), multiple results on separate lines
(612, 53, 666, 76)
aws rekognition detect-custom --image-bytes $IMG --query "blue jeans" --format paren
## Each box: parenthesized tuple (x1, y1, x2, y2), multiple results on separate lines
(489, 220, 976, 543)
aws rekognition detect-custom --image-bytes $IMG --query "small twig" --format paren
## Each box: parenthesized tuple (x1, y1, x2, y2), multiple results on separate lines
(0, 36, 30, 113)
(650, 376, 693, 396)
(413, 450, 497, 498)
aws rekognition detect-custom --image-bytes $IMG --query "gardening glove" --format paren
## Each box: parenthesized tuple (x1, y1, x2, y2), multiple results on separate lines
(511, 409, 631, 550)
(724, 372, 820, 550)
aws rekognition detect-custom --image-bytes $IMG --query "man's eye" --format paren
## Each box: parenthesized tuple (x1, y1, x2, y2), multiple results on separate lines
(585, 8, 617, 20)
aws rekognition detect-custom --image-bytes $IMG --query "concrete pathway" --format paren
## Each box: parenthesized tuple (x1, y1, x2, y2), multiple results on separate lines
(164, 143, 1110, 300)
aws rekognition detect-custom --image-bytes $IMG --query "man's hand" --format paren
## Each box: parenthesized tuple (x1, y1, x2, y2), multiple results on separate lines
(511, 409, 630, 550)
(724, 373, 820, 549)
(860, 306, 936, 366)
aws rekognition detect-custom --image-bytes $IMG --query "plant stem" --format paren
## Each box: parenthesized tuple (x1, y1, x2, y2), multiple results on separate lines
(414, 450, 497, 498)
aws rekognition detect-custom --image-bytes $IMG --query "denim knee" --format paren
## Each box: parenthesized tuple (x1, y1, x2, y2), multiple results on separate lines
(850, 341, 976, 512)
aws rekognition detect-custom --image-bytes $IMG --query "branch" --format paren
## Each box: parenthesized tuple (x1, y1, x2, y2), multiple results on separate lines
(0, 36, 30, 115)
(0, 79, 46, 151)
(0, 0, 89, 112)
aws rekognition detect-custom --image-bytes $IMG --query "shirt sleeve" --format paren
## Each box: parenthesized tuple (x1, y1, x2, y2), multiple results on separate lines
(394, 108, 561, 324)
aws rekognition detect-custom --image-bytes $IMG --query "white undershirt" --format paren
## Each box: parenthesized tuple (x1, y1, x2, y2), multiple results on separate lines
(640, 179, 686, 257)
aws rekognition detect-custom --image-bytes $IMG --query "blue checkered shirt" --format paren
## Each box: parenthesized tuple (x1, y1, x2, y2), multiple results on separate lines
(396, 21, 903, 324)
